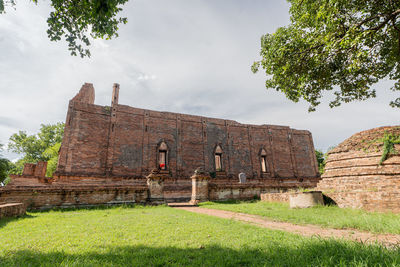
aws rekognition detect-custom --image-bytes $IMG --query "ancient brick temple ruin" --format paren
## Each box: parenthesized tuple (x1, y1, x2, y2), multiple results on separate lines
(317, 126, 400, 212)
(0, 83, 320, 209)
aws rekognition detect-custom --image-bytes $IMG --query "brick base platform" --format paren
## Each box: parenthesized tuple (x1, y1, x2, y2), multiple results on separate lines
(317, 175, 400, 212)
(0, 203, 26, 218)
(1, 174, 320, 210)
(0, 185, 148, 210)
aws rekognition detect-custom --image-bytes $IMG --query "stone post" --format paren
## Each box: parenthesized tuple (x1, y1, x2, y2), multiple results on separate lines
(190, 168, 210, 204)
(146, 169, 166, 204)
(289, 191, 324, 208)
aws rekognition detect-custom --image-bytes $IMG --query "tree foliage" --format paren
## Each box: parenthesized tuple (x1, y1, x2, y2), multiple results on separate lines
(252, 0, 400, 111)
(8, 123, 64, 177)
(315, 149, 326, 174)
(0, 0, 128, 57)
(379, 132, 400, 164)
(0, 144, 8, 182)
(0, 143, 14, 184)
(0, 158, 10, 184)
(43, 142, 61, 177)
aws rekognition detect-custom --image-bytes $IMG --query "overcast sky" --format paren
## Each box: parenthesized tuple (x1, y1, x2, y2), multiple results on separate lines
(0, 0, 398, 160)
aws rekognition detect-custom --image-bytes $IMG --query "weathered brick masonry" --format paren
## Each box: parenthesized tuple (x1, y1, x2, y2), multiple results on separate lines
(56, 83, 319, 182)
(0, 203, 26, 218)
(1, 162, 148, 209)
(317, 126, 400, 212)
(0, 83, 320, 209)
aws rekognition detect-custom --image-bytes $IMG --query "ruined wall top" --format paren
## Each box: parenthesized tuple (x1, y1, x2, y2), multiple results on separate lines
(22, 162, 47, 177)
(56, 82, 319, 180)
(112, 83, 120, 106)
(328, 126, 400, 154)
(72, 83, 95, 104)
(322, 125, 400, 180)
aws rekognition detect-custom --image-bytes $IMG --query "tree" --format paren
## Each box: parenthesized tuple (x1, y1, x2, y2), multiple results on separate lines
(0, 144, 14, 185)
(0, 158, 10, 185)
(8, 123, 64, 177)
(0, 0, 128, 57)
(0, 143, 8, 182)
(42, 142, 61, 177)
(252, 0, 400, 111)
(315, 149, 326, 175)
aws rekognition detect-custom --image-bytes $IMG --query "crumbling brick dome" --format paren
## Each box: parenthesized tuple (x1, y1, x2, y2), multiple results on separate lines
(328, 126, 400, 155)
(317, 126, 400, 212)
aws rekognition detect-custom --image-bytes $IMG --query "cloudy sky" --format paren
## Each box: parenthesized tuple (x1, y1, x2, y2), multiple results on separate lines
(0, 0, 398, 160)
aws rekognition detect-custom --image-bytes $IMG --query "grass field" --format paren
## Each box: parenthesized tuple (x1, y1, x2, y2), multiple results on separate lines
(199, 200, 400, 234)
(0, 205, 399, 266)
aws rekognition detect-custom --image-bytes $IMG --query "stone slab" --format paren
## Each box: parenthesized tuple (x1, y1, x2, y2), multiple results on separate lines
(0, 203, 26, 218)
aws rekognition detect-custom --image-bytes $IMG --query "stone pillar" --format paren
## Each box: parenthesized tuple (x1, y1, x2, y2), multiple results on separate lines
(106, 83, 120, 176)
(111, 83, 119, 106)
(190, 168, 210, 204)
(146, 169, 166, 204)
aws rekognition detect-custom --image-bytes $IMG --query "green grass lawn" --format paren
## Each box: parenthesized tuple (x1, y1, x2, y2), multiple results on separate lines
(199, 200, 400, 234)
(0, 205, 399, 266)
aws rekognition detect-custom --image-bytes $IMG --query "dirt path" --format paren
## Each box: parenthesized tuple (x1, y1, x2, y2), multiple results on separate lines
(176, 207, 400, 248)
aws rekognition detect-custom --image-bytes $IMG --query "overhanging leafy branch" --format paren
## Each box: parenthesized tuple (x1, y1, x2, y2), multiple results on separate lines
(253, 0, 400, 111)
(1, 0, 129, 57)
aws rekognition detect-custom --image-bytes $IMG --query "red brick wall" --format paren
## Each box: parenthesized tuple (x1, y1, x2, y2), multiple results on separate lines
(292, 131, 319, 177)
(112, 111, 145, 176)
(208, 179, 317, 201)
(21, 162, 47, 177)
(72, 83, 95, 104)
(56, 84, 320, 182)
(57, 101, 111, 176)
(0, 186, 148, 210)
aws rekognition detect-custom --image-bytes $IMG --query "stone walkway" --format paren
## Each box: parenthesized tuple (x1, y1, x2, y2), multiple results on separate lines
(176, 207, 400, 248)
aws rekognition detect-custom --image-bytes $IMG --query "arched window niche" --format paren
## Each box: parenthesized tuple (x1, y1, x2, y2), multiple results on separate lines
(157, 141, 168, 171)
(260, 148, 268, 174)
(214, 145, 223, 171)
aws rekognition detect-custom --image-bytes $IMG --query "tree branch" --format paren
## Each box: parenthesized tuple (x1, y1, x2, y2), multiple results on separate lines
(368, 9, 400, 31)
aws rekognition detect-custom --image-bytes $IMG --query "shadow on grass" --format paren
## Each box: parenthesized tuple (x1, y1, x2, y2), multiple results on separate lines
(202, 196, 338, 207)
(2, 205, 152, 228)
(0, 214, 36, 229)
(200, 199, 258, 206)
(1, 241, 399, 266)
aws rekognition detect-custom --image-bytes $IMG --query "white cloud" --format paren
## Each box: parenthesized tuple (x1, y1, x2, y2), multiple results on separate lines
(0, 0, 398, 162)
(138, 74, 156, 81)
